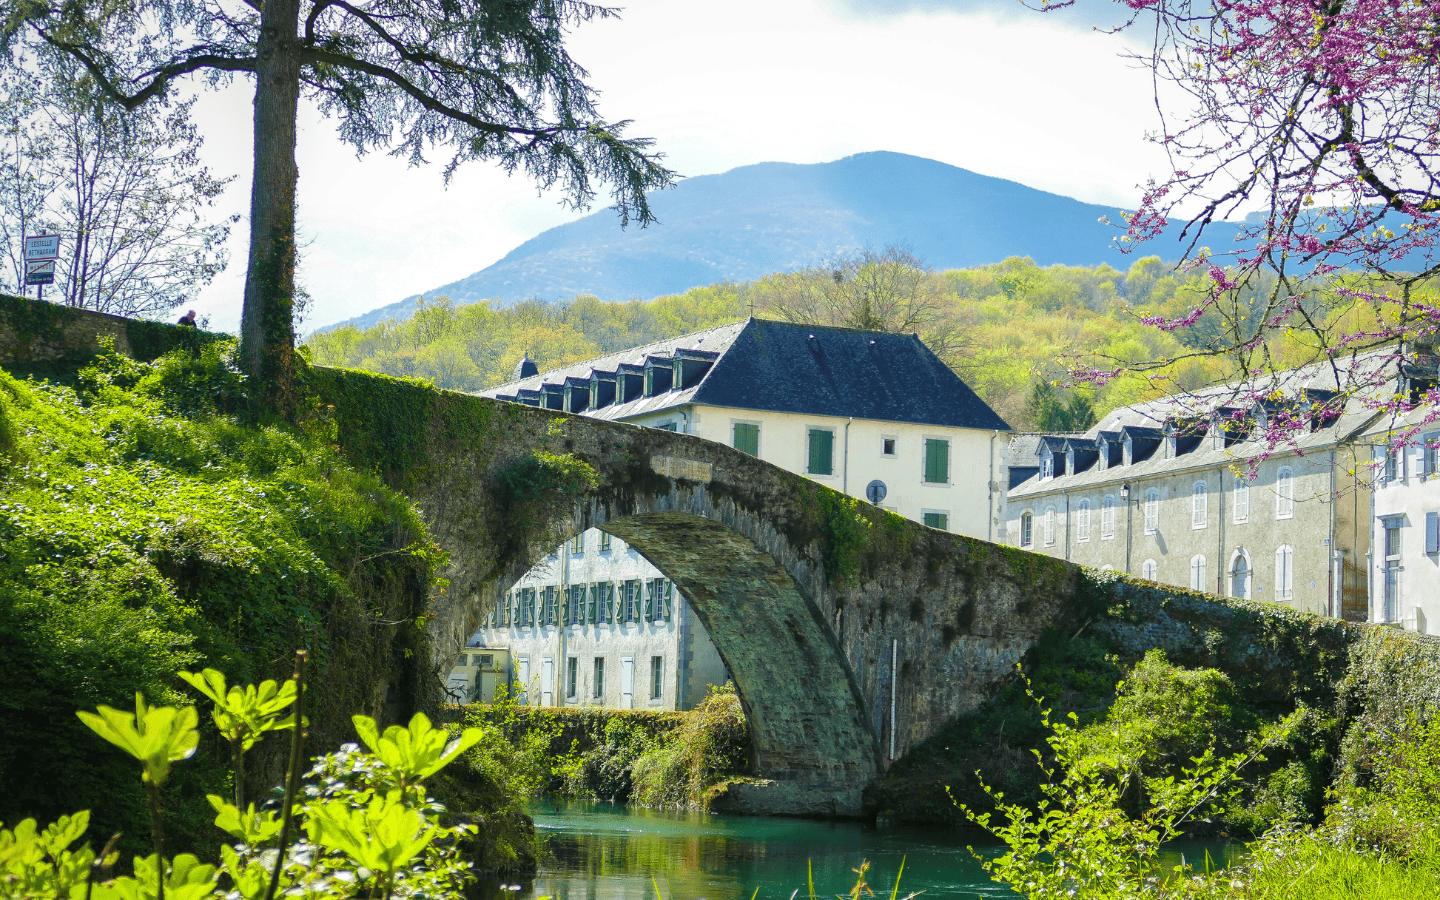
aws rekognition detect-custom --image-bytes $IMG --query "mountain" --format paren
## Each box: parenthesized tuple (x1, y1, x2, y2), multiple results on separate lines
(323, 151, 1235, 332)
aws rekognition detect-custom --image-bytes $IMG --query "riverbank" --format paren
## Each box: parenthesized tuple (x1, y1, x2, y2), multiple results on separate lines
(455, 682, 753, 812)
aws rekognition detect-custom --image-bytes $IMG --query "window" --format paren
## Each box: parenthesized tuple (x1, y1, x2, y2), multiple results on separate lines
(808, 428, 834, 476)
(1381, 443, 1404, 483)
(1101, 495, 1116, 539)
(1383, 518, 1403, 621)
(1040, 454, 1053, 480)
(1144, 488, 1159, 534)
(622, 580, 641, 622)
(1230, 551, 1251, 599)
(1077, 500, 1091, 542)
(882, 437, 897, 457)
(456, 654, 468, 667)
(1020, 511, 1034, 547)
(599, 531, 612, 552)
(1190, 555, 1207, 592)
(1276, 467, 1294, 519)
(1234, 478, 1250, 523)
(650, 656, 664, 700)
(1043, 507, 1056, 546)
(657, 422, 678, 432)
(1142, 559, 1158, 581)
(733, 422, 760, 456)
(566, 657, 577, 699)
(593, 658, 605, 699)
(1275, 545, 1295, 599)
(1427, 432, 1440, 477)
(570, 533, 584, 554)
(524, 588, 537, 626)
(1428, 511, 1439, 554)
(924, 511, 949, 530)
(1192, 482, 1208, 529)
(924, 438, 950, 484)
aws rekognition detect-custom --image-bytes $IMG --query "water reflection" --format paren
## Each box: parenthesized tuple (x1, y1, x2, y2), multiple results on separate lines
(473, 800, 1243, 900)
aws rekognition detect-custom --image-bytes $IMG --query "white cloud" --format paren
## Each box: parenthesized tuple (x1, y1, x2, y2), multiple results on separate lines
(187, 0, 1169, 332)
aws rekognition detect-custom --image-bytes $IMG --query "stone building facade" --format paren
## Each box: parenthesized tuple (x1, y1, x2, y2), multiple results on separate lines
(1006, 362, 1384, 620)
(447, 317, 1012, 709)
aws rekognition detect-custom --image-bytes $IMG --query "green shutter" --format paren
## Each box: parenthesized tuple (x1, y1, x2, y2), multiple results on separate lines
(924, 512, 949, 530)
(733, 423, 759, 456)
(663, 581, 673, 622)
(924, 439, 949, 483)
(809, 429, 833, 475)
(561, 588, 570, 624)
(643, 581, 654, 621)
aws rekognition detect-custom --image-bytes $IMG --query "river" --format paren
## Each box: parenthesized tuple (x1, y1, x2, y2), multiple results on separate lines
(472, 800, 1243, 900)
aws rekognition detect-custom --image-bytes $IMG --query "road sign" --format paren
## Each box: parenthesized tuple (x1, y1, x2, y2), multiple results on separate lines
(25, 259, 55, 285)
(23, 234, 59, 261)
(866, 479, 887, 505)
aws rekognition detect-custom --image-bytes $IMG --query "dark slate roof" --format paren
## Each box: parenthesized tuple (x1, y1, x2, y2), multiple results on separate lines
(690, 320, 1010, 430)
(482, 318, 1010, 432)
(513, 352, 539, 380)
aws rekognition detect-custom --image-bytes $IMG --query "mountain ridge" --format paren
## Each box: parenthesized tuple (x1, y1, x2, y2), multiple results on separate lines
(319, 151, 1230, 333)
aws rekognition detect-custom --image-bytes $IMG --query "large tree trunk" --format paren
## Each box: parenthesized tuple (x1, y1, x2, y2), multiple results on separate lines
(240, 0, 302, 410)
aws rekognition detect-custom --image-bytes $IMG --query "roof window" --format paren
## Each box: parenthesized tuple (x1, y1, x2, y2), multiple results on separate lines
(644, 356, 674, 396)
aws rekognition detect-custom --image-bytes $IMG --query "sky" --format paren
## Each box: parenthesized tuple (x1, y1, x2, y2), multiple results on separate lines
(180, 0, 1171, 333)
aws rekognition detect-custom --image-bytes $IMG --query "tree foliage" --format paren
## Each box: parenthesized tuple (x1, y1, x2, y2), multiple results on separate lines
(0, 65, 233, 317)
(307, 256, 1354, 430)
(0, 0, 673, 407)
(1041, 0, 1440, 448)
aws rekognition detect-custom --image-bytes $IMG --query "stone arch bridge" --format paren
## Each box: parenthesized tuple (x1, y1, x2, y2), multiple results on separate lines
(316, 368, 1099, 816)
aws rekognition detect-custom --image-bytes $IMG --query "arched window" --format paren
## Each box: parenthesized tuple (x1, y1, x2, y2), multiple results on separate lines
(1020, 511, 1034, 548)
(1230, 550, 1251, 599)
(1144, 488, 1160, 534)
(1190, 554, 1207, 592)
(1101, 495, 1116, 539)
(1276, 467, 1295, 519)
(1142, 559, 1158, 581)
(1077, 499, 1092, 542)
(1233, 477, 1250, 523)
(1192, 482, 1208, 529)
(1275, 545, 1295, 599)
(1043, 507, 1056, 546)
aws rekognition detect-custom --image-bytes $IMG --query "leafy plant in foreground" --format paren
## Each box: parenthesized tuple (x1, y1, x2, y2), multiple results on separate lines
(1, 665, 485, 900)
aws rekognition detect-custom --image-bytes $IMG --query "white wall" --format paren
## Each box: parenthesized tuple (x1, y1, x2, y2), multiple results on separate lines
(465, 529, 727, 709)
(626, 404, 1007, 541)
(1371, 439, 1440, 632)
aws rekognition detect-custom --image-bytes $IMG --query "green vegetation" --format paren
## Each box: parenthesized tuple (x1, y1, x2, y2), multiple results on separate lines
(460, 683, 751, 810)
(305, 255, 1387, 429)
(2, 664, 493, 900)
(0, 339, 479, 860)
(966, 655, 1440, 900)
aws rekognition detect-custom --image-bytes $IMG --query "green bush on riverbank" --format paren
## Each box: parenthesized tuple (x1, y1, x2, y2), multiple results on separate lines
(460, 683, 751, 809)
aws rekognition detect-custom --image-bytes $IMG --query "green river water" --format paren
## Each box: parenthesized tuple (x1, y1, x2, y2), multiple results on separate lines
(472, 800, 1243, 900)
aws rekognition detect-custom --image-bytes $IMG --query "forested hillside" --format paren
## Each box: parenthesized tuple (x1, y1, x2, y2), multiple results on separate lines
(304, 254, 1391, 430)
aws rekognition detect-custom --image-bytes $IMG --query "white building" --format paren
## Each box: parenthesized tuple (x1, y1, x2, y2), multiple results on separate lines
(1362, 353, 1440, 631)
(450, 317, 1012, 709)
(1005, 356, 1398, 619)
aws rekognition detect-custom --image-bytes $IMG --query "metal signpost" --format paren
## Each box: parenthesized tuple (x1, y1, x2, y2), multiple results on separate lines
(23, 234, 59, 300)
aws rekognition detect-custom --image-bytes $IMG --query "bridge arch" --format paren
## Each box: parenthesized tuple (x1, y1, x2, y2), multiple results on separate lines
(313, 377, 1089, 815)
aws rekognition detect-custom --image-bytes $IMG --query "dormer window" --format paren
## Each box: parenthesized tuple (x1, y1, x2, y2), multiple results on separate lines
(1167, 434, 1178, 458)
(1066, 450, 1076, 474)
(1123, 436, 1134, 466)
(1097, 438, 1108, 470)
(1041, 452, 1053, 480)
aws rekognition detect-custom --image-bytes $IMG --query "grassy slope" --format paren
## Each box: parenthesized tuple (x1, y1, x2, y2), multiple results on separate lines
(0, 340, 533, 870)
